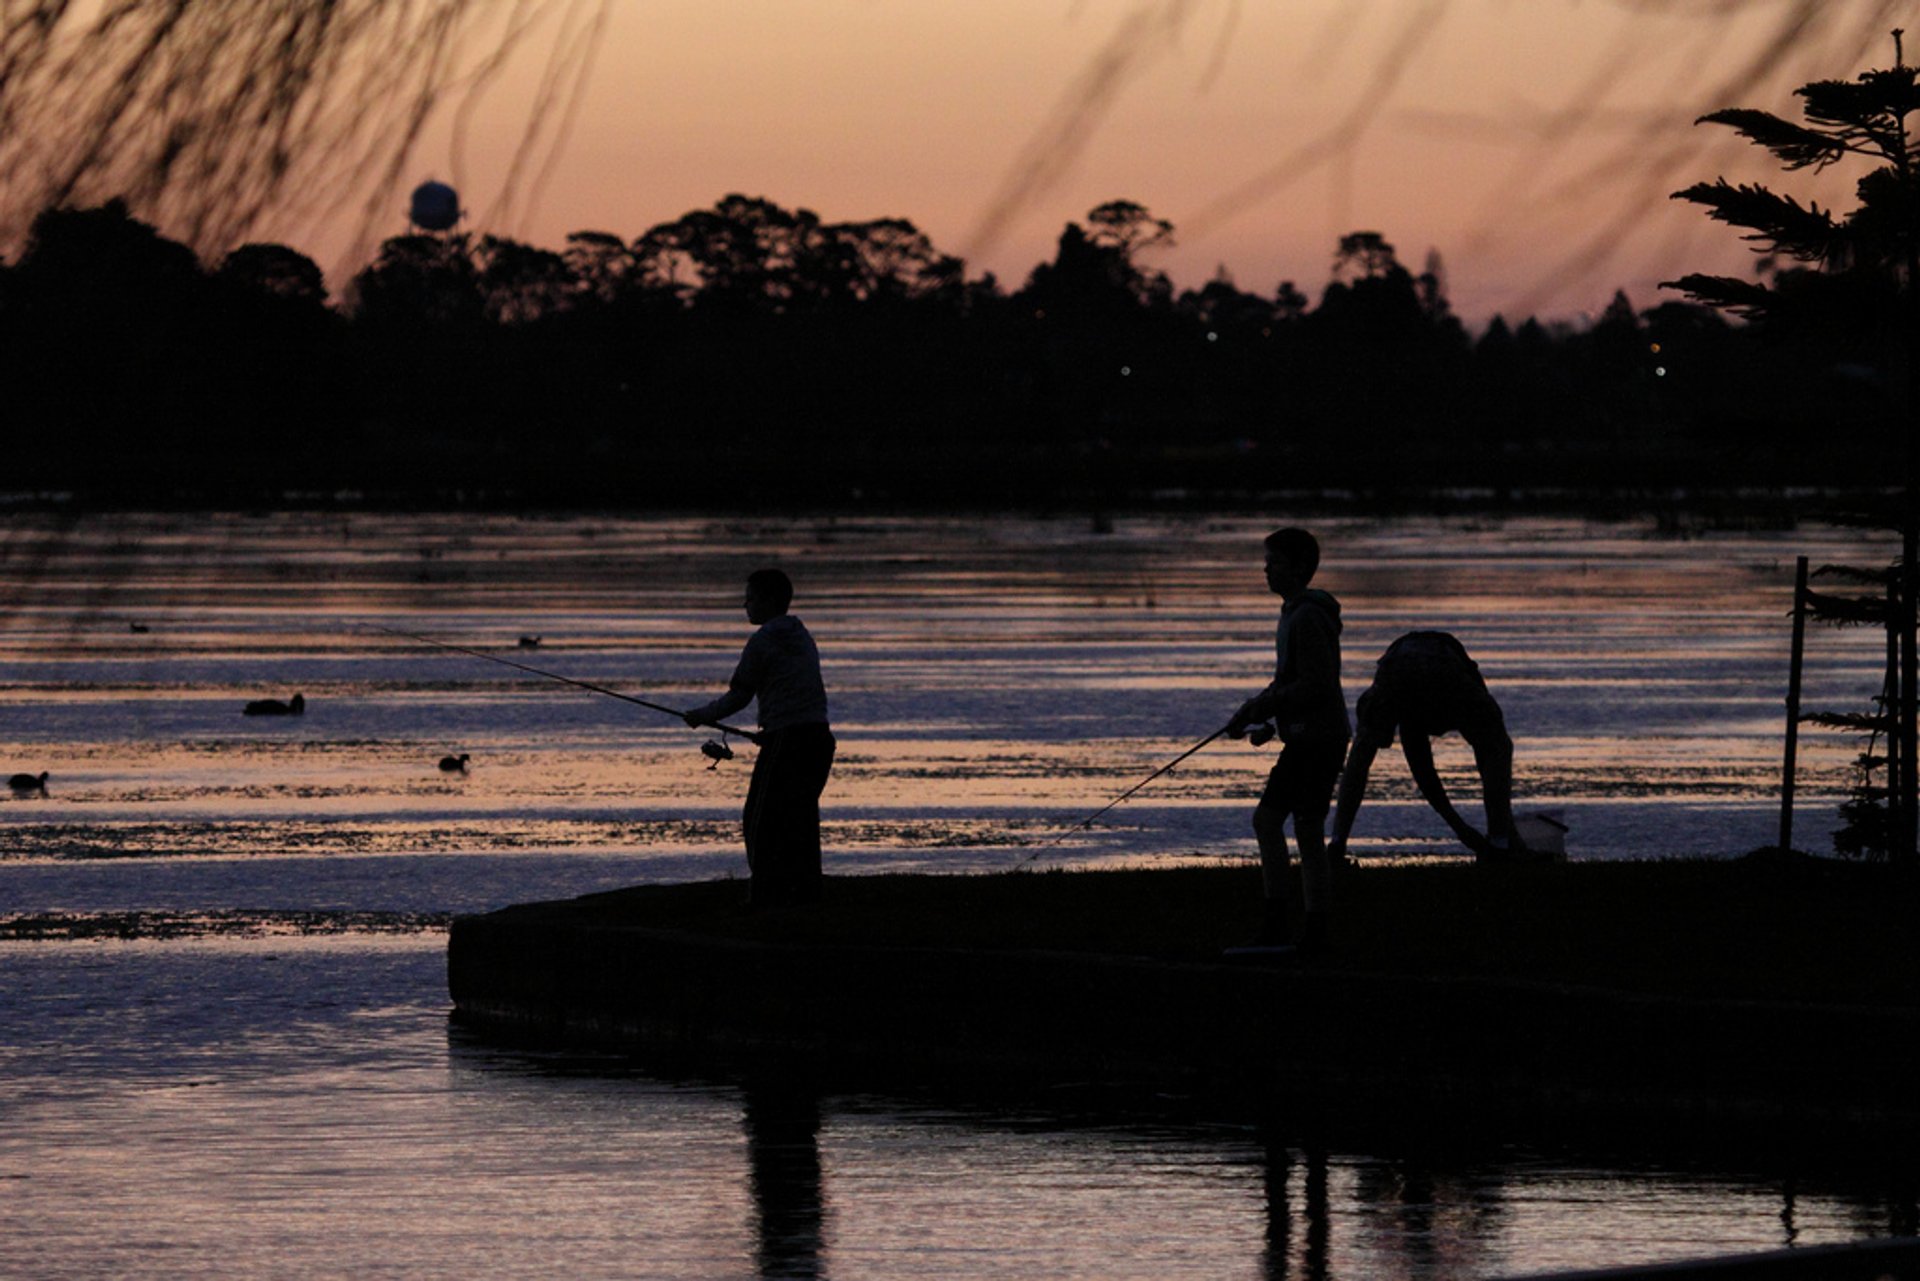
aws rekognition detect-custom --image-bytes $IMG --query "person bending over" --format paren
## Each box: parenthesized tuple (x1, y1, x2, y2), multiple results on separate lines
(1328, 630, 1525, 864)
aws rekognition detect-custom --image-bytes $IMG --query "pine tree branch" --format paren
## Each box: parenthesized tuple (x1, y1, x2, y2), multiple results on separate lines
(1697, 108, 1856, 169)
(1668, 180, 1843, 262)
(1805, 710, 1898, 732)
(1797, 71, 1920, 160)
(1802, 588, 1894, 625)
(1658, 271, 1772, 314)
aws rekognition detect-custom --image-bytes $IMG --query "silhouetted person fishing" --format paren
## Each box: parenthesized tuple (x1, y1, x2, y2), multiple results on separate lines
(685, 569, 834, 907)
(1226, 528, 1349, 954)
(1328, 631, 1528, 864)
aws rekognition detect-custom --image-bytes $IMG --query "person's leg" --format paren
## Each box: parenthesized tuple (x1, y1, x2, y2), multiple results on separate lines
(742, 743, 776, 904)
(1291, 740, 1344, 952)
(1251, 800, 1293, 945)
(782, 726, 835, 903)
(748, 726, 835, 906)
(1295, 817, 1331, 949)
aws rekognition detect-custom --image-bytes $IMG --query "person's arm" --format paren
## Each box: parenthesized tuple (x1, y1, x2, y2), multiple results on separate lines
(1327, 738, 1378, 858)
(1266, 606, 1339, 730)
(1467, 712, 1518, 850)
(684, 635, 762, 727)
(1231, 605, 1338, 732)
(1226, 693, 1268, 736)
(1401, 732, 1496, 857)
(1228, 678, 1277, 735)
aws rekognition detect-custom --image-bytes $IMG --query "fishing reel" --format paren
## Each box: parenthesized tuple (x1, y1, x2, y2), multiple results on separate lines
(700, 732, 736, 770)
(1244, 722, 1278, 747)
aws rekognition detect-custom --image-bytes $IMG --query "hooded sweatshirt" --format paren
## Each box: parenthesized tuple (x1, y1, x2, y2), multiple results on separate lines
(1243, 587, 1350, 745)
(687, 613, 830, 733)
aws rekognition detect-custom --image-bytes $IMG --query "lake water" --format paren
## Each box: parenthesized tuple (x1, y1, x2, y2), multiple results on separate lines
(1, 510, 1911, 1278)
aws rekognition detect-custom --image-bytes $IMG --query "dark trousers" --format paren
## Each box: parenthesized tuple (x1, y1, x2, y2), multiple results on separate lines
(743, 723, 835, 906)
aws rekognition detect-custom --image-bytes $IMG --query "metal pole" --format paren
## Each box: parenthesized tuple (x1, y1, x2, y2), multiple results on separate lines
(1903, 520, 1917, 861)
(1897, 24, 1920, 863)
(1779, 555, 1808, 852)
(1889, 577, 1902, 858)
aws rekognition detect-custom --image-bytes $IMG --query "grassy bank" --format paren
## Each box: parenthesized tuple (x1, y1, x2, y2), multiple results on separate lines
(533, 856, 1919, 1010)
(451, 856, 1920, 1139)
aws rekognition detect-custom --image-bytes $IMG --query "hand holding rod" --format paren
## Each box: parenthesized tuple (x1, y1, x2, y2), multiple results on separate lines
(370, 624, 762, 743)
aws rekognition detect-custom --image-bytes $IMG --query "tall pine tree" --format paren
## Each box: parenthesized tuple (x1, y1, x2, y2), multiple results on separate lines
(1667, 33, 1920, 859)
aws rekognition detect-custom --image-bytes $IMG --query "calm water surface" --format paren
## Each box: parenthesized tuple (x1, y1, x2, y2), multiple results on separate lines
(1, 511, 1910, 1278)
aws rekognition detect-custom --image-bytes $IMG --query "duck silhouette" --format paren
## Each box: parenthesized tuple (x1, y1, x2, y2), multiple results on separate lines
(8, 770, 48, 795)
(517, 635, 542, 648)
(438, 753, 471, 772)
(243, 693, 305, 716)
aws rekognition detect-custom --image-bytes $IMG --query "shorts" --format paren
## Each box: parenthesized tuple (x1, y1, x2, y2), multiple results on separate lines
(1360, 633, 1496, 746)
(1259, 736, 1347, 819)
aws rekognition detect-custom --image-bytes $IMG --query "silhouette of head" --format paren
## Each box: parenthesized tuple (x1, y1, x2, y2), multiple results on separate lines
(1263, 527, 1319, 595)
(745, 568, 793, 624)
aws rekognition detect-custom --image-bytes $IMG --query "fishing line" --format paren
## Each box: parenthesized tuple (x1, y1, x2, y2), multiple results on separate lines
(369, 624, 762, 744)
(1021, 720, 1271, 866)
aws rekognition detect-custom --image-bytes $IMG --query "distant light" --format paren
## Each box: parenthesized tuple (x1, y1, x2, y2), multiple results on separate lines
(1655, 366, 1668, 377)
(1649, 342, 1662, 354)
(1120, 365, 1132, 376)
(1206, 331, 1219, 342)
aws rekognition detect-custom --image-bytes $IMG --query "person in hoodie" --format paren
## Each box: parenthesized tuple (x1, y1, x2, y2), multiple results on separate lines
(1225, 527, 1350, 952)
(1326, 631, 1525, 864)
(685, 568, 834, 907)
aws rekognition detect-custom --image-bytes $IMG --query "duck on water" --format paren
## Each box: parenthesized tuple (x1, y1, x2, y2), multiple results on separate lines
(439, 753, 470, 772)
(8, 771, 48, 795)
(243, 693, 304, 716)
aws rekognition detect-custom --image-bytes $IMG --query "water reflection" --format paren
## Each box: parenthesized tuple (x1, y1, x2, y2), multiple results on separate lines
(1260, 1137, 1331, 1281)
(742, 1076, 828, 1281)
(7, 940, 1909, 1281)
(442, 1029, 1917, 1281)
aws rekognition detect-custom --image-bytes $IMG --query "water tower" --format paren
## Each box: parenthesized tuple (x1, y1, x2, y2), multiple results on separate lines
(408, 179, 462, 233)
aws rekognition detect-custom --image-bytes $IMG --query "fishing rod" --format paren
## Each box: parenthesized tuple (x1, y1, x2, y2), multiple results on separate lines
(370, 624, 761, 756)
(1021, 720, 1275, 865)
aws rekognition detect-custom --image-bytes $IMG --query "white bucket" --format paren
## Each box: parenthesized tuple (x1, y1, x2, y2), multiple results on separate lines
(1513, 813, 1569, 858)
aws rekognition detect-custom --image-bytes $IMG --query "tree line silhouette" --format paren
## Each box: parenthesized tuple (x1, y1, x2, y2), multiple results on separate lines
(0, 193, 1901, 508)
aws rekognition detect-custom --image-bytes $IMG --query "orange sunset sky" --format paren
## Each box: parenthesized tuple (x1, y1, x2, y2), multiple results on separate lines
(309, 2, 1907, 325)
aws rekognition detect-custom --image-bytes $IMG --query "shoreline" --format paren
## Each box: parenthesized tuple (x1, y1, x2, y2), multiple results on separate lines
(447, 861, 1920, 1149)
